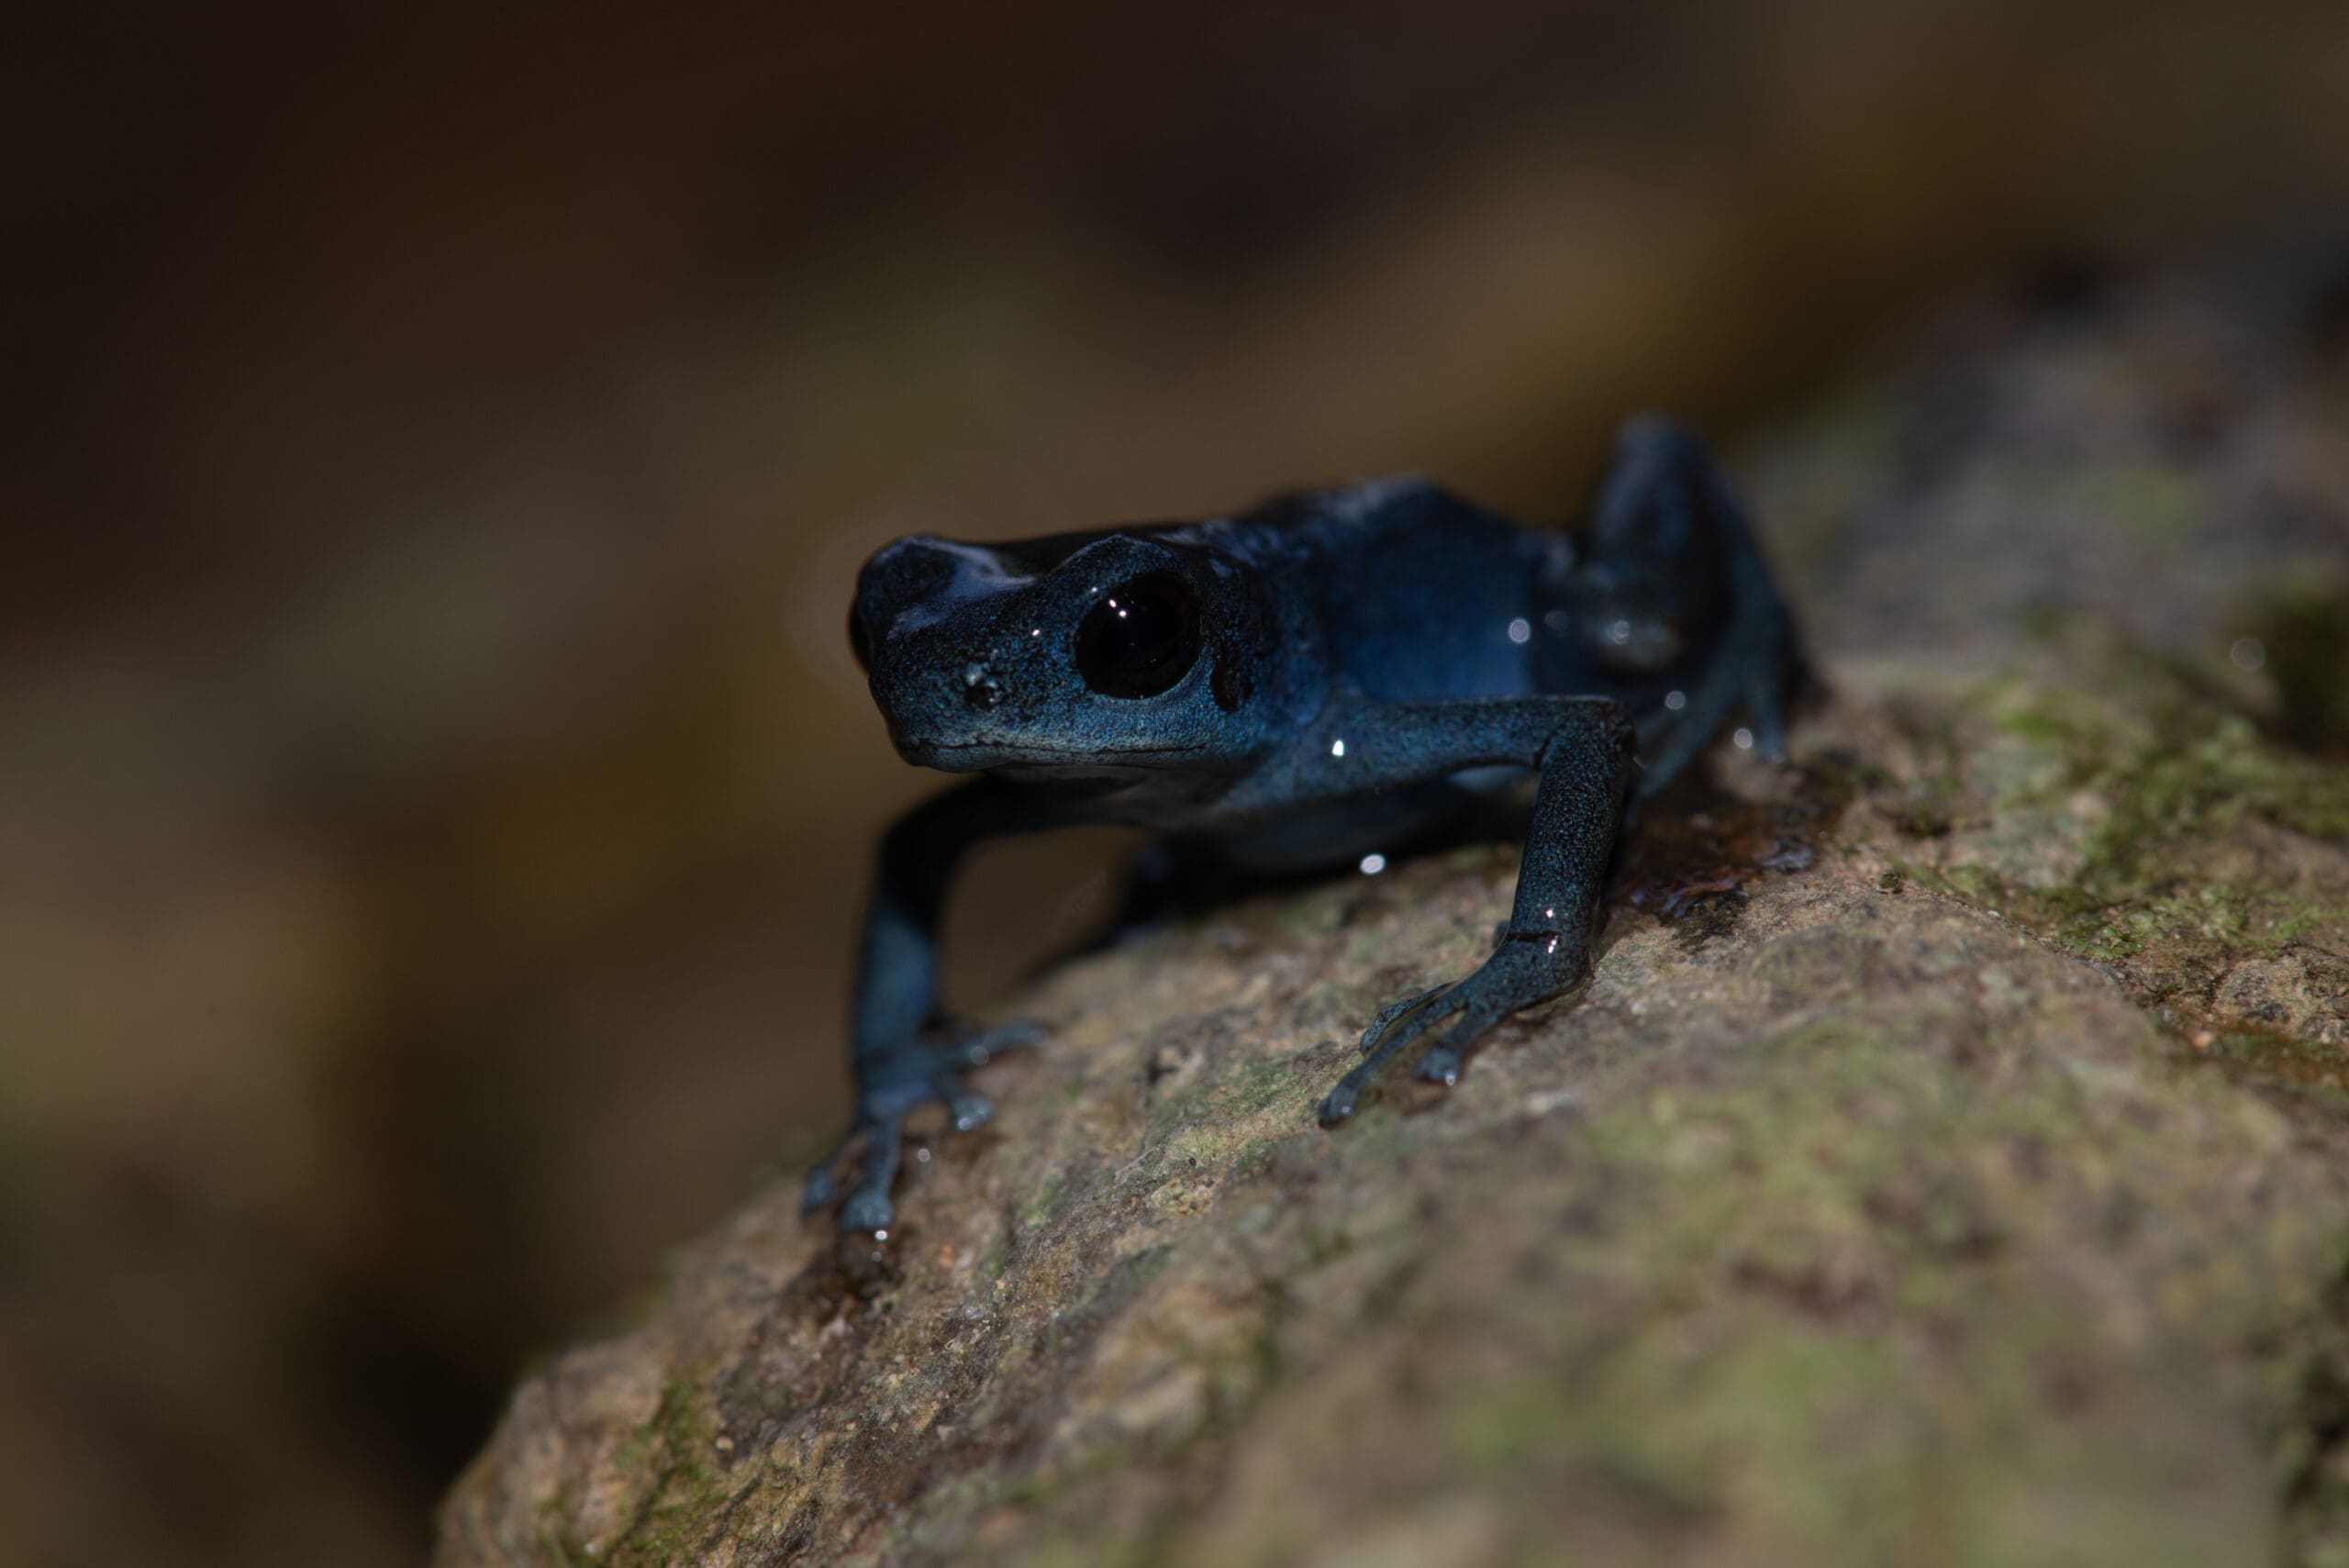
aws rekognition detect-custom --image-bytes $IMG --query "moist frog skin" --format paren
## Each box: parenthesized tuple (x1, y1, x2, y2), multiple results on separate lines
(807, 417, 1805, 1234)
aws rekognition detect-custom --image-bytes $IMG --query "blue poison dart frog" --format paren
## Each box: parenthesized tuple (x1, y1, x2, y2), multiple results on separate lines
(805, 417, 1805, 1233)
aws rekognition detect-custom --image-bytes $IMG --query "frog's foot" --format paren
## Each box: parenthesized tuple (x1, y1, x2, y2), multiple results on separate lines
(1736, 634, 1798, 763)
(1316, 940, 1582, 1126)
(801, 1019, 1044, 1233)
(1632, 608, 1800, 797)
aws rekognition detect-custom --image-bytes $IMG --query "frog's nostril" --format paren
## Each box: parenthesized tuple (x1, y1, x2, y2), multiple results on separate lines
(962, 662, 1005, 709)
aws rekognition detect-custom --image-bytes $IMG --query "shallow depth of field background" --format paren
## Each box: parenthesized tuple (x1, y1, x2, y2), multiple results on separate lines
(6, 4, 2348, 1563)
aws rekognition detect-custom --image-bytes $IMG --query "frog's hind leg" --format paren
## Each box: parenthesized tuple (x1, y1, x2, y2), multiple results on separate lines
(1566, 417, 1806, 799)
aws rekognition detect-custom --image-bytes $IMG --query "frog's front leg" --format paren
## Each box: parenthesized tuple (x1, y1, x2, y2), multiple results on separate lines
(805, 776, 1066, 1233)
(1242, 696, 1635, 1125)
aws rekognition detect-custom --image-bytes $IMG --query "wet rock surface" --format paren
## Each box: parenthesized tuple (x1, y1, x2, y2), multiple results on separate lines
(437, 276, 2349, 1567)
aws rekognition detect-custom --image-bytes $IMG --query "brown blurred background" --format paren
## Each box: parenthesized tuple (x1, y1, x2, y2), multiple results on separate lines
(5, 4, 2348, 1563)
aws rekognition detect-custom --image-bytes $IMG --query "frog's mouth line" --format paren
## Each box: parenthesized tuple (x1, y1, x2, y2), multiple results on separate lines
(904, 739, 1199, 765)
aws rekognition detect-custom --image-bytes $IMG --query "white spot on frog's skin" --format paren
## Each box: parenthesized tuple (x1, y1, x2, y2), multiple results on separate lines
(2230, 636, 2266, 672)
(1507, 617, 1531, 644)
(915, 1147, 931, 1163)
(1732, 727, 1754, 751)
(1030, 628, 1041, 638)
(1359, 853, 1386, 875)
(874, 1229, 889, 1241)
(1608, 619, 1632, 645)
(1664, 690, 1687, 712)
(1330, 739, 1346, 757)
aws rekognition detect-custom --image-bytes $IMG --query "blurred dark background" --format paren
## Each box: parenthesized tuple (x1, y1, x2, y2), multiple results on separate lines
(5, 4, 2347, 1563)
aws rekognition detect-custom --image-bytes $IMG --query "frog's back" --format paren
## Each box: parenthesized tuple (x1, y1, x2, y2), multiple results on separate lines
(1203, 478, 1611, 705)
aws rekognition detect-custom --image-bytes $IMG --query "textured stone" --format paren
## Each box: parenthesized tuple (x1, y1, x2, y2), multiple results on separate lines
(437, 275, 2349, 1567)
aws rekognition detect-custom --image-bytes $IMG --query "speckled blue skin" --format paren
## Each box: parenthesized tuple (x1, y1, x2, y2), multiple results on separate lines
(804, 418, 1803, 1232)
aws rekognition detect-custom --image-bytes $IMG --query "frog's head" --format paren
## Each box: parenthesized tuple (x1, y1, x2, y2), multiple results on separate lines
(848, 527, 1288, 777)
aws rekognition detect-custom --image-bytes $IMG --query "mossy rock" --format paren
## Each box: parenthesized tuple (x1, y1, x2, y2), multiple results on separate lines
(437, 277, 2349, 1566)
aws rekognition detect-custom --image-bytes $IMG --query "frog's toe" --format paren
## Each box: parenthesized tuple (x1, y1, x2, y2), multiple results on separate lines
(835, 1109, 905, 1234)
(1319, 984, 1466, 1125)
(1739, 611, 1805, 765)
(1742, 673, 1792, 762)
(1357, 986, 1446, 1055)
(840, 1189, 896, 1235)
(1412, 1043, 1464, 1086)
(810, 1024, 1038, 1231)
(937, 1018, 1047, 1069)
(800, 1123, 862, 1215)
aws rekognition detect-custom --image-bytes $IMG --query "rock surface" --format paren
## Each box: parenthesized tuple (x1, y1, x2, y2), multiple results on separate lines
(436, 275, 2349, 1567)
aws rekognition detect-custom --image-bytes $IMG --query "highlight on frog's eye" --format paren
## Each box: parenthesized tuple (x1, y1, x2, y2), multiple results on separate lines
(1073, 571, 1202, 698)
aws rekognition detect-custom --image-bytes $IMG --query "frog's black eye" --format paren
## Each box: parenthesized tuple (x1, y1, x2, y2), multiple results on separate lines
(847, 604, 874, 673)
(1074, 572, 1200, 698)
